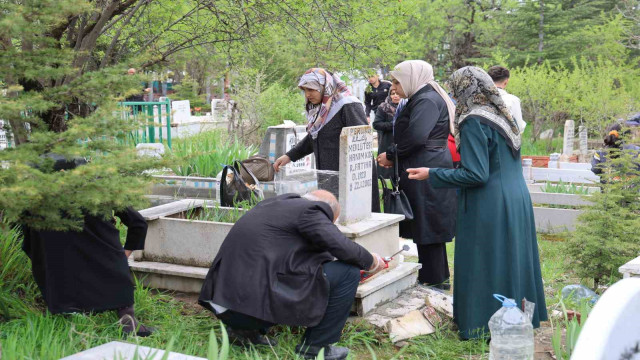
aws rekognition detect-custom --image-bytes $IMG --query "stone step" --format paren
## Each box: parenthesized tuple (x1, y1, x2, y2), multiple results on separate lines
(131, 259, 421, 316)
(130, 260, 208, 293)
(60, 341, 206, 360)
(355, 262, 422, 316)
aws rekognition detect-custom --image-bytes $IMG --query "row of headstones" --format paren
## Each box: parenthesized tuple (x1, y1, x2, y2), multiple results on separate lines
(562, 119, 589, 160)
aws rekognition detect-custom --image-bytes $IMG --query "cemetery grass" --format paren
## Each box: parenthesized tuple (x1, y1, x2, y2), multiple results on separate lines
(1, 226, 590, 360)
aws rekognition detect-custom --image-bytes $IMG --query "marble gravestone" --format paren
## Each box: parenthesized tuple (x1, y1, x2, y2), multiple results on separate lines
(171, 100, 190, 125)
(562, 120, 575, 157)
(578, 125, 588, 162)
(338, 125, 373, 225)
(60, 341, 206, 360)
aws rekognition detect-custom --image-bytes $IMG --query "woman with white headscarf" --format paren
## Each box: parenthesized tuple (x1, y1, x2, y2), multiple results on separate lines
(376, 60, 457, 289)
(406, 66, 548, 340)
(274, 68, 380, 212)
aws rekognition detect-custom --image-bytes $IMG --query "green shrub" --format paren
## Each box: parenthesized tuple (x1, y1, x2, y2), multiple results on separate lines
(565, 148, 640, 288)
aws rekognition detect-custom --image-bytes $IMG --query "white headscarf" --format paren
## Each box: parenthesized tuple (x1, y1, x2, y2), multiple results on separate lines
(390, 60, 457, 135)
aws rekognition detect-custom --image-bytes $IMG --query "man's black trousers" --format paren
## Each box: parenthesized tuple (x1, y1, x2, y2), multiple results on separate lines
(217, 261, 360, 346)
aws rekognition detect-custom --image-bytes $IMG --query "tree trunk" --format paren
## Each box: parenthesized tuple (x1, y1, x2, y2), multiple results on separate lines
(538, 0, 544, 64)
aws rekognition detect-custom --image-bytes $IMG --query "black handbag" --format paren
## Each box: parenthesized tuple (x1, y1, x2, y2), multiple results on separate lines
(220, 161, 262, 207)
(379, 151, 414, 220)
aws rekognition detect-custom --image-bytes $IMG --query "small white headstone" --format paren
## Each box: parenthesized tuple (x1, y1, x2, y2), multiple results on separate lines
(572, 278, 640, 359)
(563, 120, 575, 156)
(579, 125, 588, 162)
(136, 143, 165, 158)
(338, 125, 373, 225)
(171, 100, 190, 125)
(539, 128, 554, 140)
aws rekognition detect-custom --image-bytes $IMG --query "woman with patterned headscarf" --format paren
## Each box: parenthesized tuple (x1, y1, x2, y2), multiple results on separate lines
(274, 68, 380, 213)
(376, 60, 457, 290)
(406, 66, 548, 340)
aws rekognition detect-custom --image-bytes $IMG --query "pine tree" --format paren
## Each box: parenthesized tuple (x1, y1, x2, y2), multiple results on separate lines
(0, 0, 166, 230)
(566, 142, 640, 288)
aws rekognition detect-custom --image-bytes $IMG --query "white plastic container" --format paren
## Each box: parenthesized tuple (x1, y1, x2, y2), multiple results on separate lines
(489, 294, 534, 360)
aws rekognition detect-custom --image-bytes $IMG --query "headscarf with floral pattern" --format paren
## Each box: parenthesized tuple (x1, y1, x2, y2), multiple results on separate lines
(449, 66, 521, 155)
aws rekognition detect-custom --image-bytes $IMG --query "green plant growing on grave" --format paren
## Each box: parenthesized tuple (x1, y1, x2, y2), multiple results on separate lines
(565, 146, 640, 289)
(551, 297, 592, 360)
(169, 130, 258, 178)
(541, 180, 591, 195)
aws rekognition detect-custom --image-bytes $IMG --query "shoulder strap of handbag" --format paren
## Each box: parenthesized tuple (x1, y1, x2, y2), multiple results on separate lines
(392, 150, 400, 191)
(235, 160, 260, 186)
(220, 164, 230, 206)
(378, 175, 389, 192)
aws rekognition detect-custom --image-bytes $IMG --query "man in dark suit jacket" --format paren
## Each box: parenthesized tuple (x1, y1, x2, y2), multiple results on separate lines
(199, 190, 385, 360)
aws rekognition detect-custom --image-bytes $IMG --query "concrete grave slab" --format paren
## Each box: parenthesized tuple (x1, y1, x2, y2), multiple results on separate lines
(620, 256, 640, 279)
(60, 341, 206, 360)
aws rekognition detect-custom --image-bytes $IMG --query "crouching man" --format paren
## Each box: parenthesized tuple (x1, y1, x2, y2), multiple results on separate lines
(198, 190, 385, 360)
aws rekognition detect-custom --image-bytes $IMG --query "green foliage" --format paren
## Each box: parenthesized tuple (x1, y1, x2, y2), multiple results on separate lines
(187, 202, 254, 224)
(169, 130, 257, 178)
(566, 148, 640, 288)
(173, 74, 206, 108)
(507, 57, 640, 138)
(541, 181, 591, 195)
(551, 298, 592, 359)
(0, 224, 41, 320)
(0, 0, 172, 230)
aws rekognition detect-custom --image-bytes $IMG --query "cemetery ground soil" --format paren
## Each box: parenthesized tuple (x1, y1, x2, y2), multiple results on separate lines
(0, 236, 580, 359)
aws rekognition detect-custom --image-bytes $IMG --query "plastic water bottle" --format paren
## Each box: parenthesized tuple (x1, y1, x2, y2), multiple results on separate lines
(489, 294, 534, 360)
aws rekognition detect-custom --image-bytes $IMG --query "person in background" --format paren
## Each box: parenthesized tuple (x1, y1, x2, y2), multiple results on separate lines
(125, 68, 151, 102)
(487, 66, 526, 132)
(274, 68, 380, 213)
(364, 72, 392, 123)
(406, 66, 547, 339)
(199, 191, 386, 360)
(591, 122, 640, 179)
(22, 155, 153, 337)
(372, 89, 401, 178)
(376, 60, 457, 290)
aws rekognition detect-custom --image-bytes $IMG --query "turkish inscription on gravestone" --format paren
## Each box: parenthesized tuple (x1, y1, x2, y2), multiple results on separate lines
(171, 100, 190, 125)
(563, 120, 575, 156)
(338, 125, 373, 225)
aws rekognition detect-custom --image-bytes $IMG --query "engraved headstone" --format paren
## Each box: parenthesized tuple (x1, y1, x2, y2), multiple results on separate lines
(579, 125, 588, 162)
(563, 120, 575, 156)
(171, 100, 190, 125)
(338, 125, 373, 225)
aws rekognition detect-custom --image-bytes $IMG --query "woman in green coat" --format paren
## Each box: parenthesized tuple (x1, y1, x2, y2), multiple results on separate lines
(406, 66, 547, 339)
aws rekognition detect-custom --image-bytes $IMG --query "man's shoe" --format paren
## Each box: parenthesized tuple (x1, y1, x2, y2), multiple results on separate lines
(119, 314, 156, 337)
(295, 344, 349, 360)
(227, 328, 278, 347)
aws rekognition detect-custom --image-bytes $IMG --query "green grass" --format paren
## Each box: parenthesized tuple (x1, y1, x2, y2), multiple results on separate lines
(540, 181, 591, 195)
(169, 130, 258, 178)
(0, 224, 607, 360)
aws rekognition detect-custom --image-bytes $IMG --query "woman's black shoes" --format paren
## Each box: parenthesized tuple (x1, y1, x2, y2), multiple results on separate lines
(295, 344, 349, 360)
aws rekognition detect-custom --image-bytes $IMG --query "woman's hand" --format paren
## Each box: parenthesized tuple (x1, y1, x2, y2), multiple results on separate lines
(406, 167, 430, 180)
(273, 155, 291, 172)
(377, 152, 393, 168)
(124, 250, 133, 258)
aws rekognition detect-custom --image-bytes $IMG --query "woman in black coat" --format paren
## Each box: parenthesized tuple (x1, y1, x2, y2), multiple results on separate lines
(377, 60, 457, 289)
(372, 89, 401, 179)
(274, 68, 380, 212)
